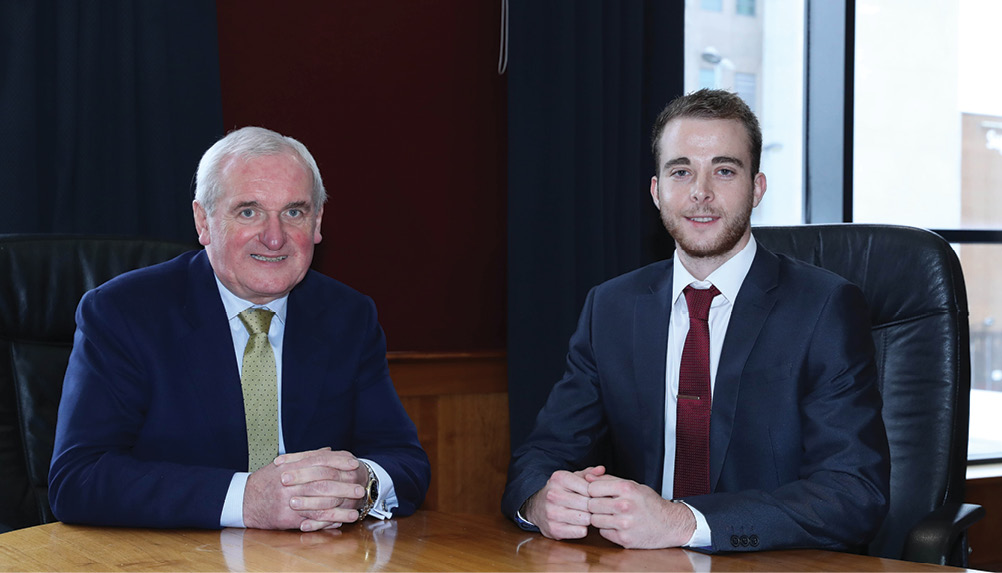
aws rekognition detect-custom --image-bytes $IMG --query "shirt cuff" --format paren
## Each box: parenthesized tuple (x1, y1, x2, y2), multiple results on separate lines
(680, 500, 712, 547)
(514, 507, 538, 530)
(358, 458, 397, 519)
(221, 472, 250, 528)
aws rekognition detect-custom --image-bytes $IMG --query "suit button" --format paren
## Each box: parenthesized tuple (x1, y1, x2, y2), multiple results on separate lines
(749, 534, 759, 547)
(730, 535, 740, 547)
(740, 535, 750, 547)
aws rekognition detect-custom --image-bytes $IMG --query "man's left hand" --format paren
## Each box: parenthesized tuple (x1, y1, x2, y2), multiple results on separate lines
(585, 474, 696, 549)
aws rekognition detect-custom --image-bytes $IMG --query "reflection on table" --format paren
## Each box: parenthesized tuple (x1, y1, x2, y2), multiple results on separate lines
(0, 510, 979, 572)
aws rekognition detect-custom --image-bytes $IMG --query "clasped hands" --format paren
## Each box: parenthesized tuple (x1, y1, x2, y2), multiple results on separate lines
(243, 447, 369, 532)
(524, 465, 696, 549)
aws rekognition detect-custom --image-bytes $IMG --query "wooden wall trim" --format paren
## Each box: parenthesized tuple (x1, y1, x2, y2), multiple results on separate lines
(967, 475, 1002, 570)
(388, 350, 507, 396)
(390, 351, 510, 514)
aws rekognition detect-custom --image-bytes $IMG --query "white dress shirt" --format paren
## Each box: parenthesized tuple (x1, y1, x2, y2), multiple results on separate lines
(663, 236, 757, 547)
(214, 277, 397, 527)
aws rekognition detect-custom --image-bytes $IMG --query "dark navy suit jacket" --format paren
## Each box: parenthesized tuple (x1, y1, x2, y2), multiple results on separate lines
(502, 245, 890, 552)
(49, 250, 429, 528)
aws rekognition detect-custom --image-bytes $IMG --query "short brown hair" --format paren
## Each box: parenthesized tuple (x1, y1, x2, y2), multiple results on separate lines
(650, 89, 762, 177)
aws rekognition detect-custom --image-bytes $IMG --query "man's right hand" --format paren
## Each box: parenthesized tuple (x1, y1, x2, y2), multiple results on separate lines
(522, 466, 606, 540)
(242, 448, 364, 531)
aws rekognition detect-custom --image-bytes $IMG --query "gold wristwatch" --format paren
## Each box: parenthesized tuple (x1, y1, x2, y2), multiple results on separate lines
(357, 461, 379, 521)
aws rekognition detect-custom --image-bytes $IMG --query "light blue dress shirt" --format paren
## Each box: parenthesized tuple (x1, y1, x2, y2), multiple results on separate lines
(213, 277, 397, 527)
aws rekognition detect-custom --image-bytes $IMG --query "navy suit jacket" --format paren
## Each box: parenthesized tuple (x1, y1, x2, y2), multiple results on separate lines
(502, 245, 890, 552)
(49, 250, 429, 528)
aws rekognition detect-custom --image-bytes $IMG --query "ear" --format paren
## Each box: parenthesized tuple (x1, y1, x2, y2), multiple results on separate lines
(650, 176, 661, 209)
(313, 204, 324, 244)
(193, 201, 211, 246)
(752, 172, 767, 208)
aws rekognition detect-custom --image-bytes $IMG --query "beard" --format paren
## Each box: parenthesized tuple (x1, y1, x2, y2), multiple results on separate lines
(660, 185, 755, 260)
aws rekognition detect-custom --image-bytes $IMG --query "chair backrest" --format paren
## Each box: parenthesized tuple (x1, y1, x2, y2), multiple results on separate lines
(753, 224, 971, 560)
(0, 235, 195, 531)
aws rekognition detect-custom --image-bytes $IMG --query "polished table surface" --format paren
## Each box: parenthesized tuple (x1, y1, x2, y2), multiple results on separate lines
(0, 511, 980, 572)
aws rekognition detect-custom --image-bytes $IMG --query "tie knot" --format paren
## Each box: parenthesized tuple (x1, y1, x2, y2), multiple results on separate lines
(239, 308, 274, 335)
(683, 285, 720, 321)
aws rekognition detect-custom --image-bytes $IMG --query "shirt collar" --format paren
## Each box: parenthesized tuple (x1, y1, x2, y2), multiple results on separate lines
(671, 234, 757, 305)
(213, 275, 289, 325)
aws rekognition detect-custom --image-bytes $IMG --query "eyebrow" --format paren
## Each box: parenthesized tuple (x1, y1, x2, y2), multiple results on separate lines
(663, 157, 691, 170)
(232, 200, 312, 212)
(662, 156, 746, 170)
(712, 156, 745, 168)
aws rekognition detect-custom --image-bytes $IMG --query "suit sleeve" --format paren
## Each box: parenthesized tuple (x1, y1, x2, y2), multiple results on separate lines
(501, 287, 608, 523)
(348, 297, 430, 516)
(687, 282, 890, 552)
(48, 288, 235, 528)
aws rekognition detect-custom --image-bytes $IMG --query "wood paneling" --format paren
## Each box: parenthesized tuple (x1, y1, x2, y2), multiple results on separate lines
(967, 475, 1002, 571)
(390, 351, 509, 515)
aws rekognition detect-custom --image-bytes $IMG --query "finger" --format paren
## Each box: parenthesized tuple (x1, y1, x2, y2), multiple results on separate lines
(587, 497, 619, 516)
(590, 511, 627, 529)
(299, 519, 341, 532)
(288, 451, 361, 472)
(549, 470, 591, 497)
(289, 486, 363, 511)
(288, 482, 365, 505)
(280, 464, 358, 487)
(544, 523, 589, 540)
(586, 476, 632, 498)
(274, 447, 333, 465)
(544, 487, 591, 513)
(575, 465, 607, 478)
(597, 527, 624, 546)
(548, 506, 592, 528)
(297, 508, 359, 525)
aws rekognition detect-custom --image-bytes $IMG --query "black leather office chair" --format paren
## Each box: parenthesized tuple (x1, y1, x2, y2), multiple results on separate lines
(0, 235, 195, 532)
(753, 223, 984, 567)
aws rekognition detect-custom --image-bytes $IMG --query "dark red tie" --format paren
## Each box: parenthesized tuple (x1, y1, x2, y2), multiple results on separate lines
(673, 284, 720, 498)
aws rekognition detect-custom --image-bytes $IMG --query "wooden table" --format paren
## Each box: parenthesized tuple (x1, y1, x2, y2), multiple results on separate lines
(0, 511, 980, 572)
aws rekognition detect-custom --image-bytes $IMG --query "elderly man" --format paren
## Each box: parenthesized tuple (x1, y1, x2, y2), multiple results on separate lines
(50, 127, 429, 531)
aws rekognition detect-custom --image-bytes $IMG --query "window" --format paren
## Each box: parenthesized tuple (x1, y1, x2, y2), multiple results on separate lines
(701, 0, 724, 12)
(699, 67, 717, 89)
(687, 0, 1002, 462)
(734, 72, 757, 111)
(685, 0, 804, 225)
(854, 0, 1002, 462)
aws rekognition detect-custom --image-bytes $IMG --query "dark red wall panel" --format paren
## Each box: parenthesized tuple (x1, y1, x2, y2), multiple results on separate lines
(216, 0, 507, 351)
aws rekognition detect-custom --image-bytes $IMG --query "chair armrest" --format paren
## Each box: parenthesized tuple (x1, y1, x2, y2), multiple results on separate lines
(901, 502, 985, 566)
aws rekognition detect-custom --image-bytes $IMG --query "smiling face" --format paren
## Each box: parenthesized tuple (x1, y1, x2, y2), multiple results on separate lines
(650, 117, 766, 280)
(193, 152, 323, 304)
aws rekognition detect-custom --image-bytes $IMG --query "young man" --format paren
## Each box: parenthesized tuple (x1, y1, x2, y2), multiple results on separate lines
(503, 89, 889, 552)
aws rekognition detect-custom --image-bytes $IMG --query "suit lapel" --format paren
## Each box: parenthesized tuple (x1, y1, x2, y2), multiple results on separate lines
(179, 252, 247, 460)
(709, 247, 780, 490)
(280, 273, 327, 450)
(634, 263, 673, 489)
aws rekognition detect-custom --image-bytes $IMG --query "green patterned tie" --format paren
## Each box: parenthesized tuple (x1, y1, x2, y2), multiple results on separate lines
(238, 308, 279, 472)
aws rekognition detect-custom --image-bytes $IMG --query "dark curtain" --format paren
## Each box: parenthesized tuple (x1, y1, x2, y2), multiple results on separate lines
(507, 0, 683, 451)
(0, 0, 223, 243)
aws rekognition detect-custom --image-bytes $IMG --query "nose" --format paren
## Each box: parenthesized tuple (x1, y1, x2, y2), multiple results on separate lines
(259, 214, 286, 251)
(691, 177, 713, 203)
